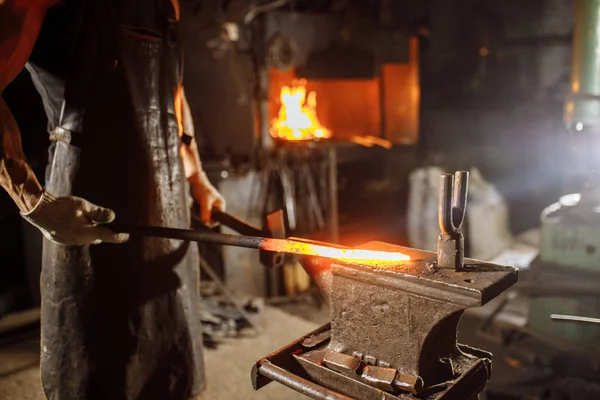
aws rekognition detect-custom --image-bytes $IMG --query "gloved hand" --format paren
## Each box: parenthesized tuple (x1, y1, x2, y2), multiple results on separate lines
(190, 171, 226, 226)
(20, 191, 129, 246)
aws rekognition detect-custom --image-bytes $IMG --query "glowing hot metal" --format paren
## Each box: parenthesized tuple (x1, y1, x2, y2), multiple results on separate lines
(261, 238, 411, 263)
(112, 224, 410, 263)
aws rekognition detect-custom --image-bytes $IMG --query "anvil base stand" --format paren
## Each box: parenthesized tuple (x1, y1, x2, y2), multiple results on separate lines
(252, 323, 492, 400)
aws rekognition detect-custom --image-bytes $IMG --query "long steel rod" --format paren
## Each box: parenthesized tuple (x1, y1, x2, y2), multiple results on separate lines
(113, 224, 265, 250)
(111, 224, 409, 262)
(258, 362, 354, 400)
(550, 314, 600, 325)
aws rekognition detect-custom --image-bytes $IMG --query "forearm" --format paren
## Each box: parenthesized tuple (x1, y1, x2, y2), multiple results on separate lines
(0, 96, 43, 212)
(0, 0, 54, 211)
(177, 87, 204, 182)
(177, 86, 226, 219)
(183, 141, 206, 186)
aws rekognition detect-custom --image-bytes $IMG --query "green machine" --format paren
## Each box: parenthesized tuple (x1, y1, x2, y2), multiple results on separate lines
(533, 0, 600, 350)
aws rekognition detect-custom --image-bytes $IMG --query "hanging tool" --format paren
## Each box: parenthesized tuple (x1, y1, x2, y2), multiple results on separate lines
(193, 209, 270, 335)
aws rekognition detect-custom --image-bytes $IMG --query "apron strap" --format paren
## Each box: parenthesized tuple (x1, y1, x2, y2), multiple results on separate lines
(49, 126, 83, 147)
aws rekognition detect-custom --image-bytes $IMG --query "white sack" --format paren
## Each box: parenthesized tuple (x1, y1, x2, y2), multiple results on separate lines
(407, 167, 444, 251)
(467, 168, 513, 260)
(407, 167, 513, 260)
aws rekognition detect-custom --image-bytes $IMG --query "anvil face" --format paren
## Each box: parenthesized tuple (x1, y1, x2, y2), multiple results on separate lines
(327, 241, 518, 386)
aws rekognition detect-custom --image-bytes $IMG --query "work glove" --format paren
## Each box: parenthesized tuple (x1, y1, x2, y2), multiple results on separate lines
(20, 191, 129, 246)
(190, 171, 226, 226)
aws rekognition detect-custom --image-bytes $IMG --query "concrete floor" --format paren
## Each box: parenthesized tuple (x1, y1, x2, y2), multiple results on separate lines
(0, 306, 320, 400)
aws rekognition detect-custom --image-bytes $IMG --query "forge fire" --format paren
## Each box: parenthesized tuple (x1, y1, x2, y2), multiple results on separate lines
(270, 80, 331, 141)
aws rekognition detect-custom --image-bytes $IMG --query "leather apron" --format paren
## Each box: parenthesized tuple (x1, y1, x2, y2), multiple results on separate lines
(39, 1, 205, 399)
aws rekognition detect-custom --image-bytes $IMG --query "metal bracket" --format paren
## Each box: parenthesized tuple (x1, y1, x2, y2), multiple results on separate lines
(260, 209, 287, 268)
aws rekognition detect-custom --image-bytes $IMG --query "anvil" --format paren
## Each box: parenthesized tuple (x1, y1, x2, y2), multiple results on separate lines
(251, 172, 518, 399)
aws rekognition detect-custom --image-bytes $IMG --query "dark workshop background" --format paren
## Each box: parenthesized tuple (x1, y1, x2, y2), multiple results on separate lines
(180, 0, 573, 233)
(0, 0, 574, 313)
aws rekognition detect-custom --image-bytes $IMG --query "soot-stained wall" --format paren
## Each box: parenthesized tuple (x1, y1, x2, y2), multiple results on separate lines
(421, 0, 574, 233)
(179, 1, 256, 160)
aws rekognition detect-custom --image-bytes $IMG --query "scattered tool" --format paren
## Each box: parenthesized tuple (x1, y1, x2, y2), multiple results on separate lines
(194, 209, 293, 336)
(193, 209, 287, 339)
(550, 314, 600, 325)
(197, 251, 262, 335)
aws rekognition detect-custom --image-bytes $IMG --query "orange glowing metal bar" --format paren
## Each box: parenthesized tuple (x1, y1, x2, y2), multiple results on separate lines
(261, 238, 411, 263)
(111, 223, 410, 264)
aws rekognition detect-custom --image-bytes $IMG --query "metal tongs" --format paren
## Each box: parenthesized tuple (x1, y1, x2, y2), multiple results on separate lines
(110, 210, 401, 263)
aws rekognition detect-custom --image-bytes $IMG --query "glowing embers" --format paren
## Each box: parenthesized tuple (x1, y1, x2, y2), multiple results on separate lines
(270, 80, 331, 141)
(260, 238, 410, 263)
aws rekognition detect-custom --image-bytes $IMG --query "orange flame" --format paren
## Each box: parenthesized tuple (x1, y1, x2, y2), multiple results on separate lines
(261, 238, 410, 263)
(270, 80, 332, 141)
